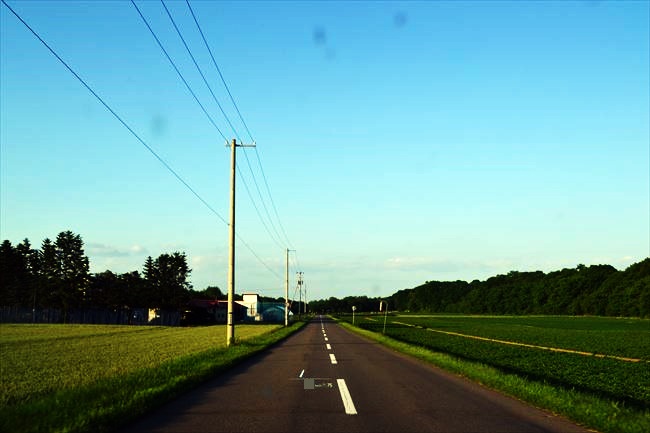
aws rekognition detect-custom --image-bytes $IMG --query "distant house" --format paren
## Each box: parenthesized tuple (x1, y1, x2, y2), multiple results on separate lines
(181, 299, 247, 325)
(261, 305, 288, 323)
(236, 293, 292, 323)
(182, 294, 291, 325)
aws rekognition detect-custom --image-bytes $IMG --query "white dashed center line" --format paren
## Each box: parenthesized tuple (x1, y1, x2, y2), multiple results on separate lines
(326, 343, 332, 350)
(337, 379, 357, 415)
(329, 353, 338, 364)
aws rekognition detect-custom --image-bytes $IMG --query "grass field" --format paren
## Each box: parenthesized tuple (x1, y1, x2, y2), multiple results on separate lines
(340, 314, 650, 433)
(0, 322, 303, 433)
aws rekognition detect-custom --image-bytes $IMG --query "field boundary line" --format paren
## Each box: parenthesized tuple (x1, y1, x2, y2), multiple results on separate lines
(391, 321, 645, 363)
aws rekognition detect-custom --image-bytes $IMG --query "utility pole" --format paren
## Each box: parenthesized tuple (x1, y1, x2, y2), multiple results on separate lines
(285, 248, 289, 326)
(285, 249, 296, 326)
(226, 138, 255, 347)
(304, 280, 307, 315)
(297, 271, 304, 320)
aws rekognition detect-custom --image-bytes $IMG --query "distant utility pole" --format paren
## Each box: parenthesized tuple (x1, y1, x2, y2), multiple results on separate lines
(226, 138, 255, 347)
(297, 271, 304, 320)
(285, 249, 289, 326)
(285, 249, 295, 326)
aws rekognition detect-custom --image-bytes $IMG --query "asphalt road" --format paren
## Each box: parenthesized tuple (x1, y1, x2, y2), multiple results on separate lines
(119, 317, 591, 433)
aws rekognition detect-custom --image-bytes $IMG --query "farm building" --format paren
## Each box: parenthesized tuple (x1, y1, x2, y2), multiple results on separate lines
(181, 299, 247, 326)
(182, 294, 291, 325)
(236, 293, 292, 323)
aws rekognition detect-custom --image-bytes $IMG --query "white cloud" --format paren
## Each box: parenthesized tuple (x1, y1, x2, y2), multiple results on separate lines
(129, 244, 147, 254)
(86, 243, 148, 258)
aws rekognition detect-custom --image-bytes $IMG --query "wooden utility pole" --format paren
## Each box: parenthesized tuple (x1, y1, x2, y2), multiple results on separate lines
(285, 248, 289, 326)
(226, 138, 254, 347)
(297, 271, 304, 320)
(226, 139, 237, 347)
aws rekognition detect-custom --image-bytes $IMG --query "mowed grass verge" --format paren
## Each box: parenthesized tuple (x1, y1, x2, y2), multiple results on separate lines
(1, 322, 306, 433)
(336, 315, 650, 433)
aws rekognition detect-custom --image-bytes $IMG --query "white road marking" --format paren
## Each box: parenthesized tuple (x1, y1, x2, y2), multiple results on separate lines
(326, 343, 332, 350)
(337, 379, 358, 415)
(324, 337, 328, 341)
(329, 353, 337, 364)
(299, 369, 305, 378)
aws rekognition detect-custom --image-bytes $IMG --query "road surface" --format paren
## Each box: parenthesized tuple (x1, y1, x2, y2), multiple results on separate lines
(119, 317, 590, 433)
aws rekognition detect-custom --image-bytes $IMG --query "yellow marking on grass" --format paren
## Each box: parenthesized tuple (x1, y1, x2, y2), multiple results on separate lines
(392, 321, 645, 363)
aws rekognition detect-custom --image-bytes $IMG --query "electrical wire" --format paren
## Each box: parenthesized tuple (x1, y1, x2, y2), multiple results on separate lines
(254, 146, 294, 249)
(186, 0, 293, 249)
(134, 0, 286, 262)
(0, 0, 228, 226)
(160, 0, 239, 140)
(185, 0, 254, 142)
(158, 0, 287, 253)
(130, 0, 227, 141)
(2, 0, 284, 283)
(235, 232, 283, 280)
(236, 163, 285, 250)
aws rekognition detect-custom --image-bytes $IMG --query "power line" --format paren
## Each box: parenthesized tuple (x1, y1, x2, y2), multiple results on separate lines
(134, 0, 283, 254)
(138, 1, 287, 281)
(130, 0, 227, 141)
(235, 231, 283, 281)
(160, 0, 239, 140)
(258, 148, 294, 248)
(241, 148, 285, 246)
(3, 0, 284, 283)
(185, 0, 293, 249)
(156, 0, 288, 253)
(236, 163, 285, 250)
(0, 0, 227, 226)
(185, 0, 254, 143)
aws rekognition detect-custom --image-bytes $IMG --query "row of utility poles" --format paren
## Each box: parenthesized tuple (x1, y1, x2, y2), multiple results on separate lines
(227, 139, 303, 347)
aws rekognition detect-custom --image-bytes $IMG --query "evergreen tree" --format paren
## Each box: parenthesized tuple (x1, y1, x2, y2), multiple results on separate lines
(0, 240, 23, 305)
(16, 238, 41, 308)
(39, 238, 60, 308)
(54, 231, 90, 320)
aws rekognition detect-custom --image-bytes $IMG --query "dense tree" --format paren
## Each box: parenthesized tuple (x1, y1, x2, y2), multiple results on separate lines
(16, 238, 41, 308)
(2, 230, 647, 319)
(312, 259, 650, 318)
(53, 231, 90, 319)
(189, 285, 223, 300)
(143, 252, 192, 309)
(0, 240, 25, 305)
(88, 270, 121, 307)
(39, 238, 60, 307)
(88, 270, 146, 309)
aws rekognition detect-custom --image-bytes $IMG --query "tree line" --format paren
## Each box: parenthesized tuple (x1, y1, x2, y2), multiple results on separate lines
(309, 259, 650, 318)
(0, 231, 217, 321)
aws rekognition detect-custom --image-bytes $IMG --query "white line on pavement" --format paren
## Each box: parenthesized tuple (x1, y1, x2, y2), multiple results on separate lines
(330, 353, 337, 364)
(326, 343, 332, 350)
(336, 379, 358, 415)
(299, 369, 305, 378)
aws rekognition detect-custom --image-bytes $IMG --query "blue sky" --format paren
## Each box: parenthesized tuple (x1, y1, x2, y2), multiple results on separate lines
(1, 0, 648, 301)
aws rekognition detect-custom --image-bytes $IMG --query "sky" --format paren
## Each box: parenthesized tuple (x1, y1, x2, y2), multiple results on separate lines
(1, 0, 649, 302)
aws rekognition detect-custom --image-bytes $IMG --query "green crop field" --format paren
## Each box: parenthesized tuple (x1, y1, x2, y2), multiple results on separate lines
(0, 322, 300, 433)
(389, 315, 650, 360)
(352, 315, 650, 408)
(340, 314, 650, 433)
